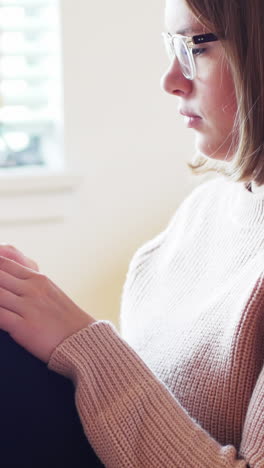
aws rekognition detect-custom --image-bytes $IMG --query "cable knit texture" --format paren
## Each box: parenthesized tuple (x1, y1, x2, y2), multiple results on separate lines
(49, 175, 264, 467)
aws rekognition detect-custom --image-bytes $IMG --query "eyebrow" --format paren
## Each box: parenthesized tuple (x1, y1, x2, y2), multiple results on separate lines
(175, 27, 205, 36)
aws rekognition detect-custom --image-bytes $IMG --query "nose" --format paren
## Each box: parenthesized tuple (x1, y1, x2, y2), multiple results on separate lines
(160, 58, 193, 96)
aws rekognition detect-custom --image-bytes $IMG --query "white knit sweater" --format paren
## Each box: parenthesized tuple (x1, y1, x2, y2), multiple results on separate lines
(49, 175, 264, 467)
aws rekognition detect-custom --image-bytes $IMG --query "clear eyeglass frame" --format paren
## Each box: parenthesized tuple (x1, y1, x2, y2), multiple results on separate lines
(162, 32, 219, 80)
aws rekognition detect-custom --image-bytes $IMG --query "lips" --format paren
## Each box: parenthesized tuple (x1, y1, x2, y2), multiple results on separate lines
(179, 109, 201, 118)
(179, 109, 202, 129)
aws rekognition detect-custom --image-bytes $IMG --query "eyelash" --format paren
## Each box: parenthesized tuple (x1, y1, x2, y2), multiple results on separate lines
(192, 48, 207, 56)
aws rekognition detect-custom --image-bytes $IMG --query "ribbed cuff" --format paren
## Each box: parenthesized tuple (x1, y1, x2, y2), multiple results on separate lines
(48, 320, 155, 413)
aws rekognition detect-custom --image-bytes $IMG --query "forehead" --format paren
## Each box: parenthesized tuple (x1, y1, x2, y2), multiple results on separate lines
(165, 0, 206, 34)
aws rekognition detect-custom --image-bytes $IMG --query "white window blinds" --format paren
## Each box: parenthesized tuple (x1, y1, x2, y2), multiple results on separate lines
(0, 0, 62, 168)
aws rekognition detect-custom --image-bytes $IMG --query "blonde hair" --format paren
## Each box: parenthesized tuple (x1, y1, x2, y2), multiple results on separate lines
(185, 0, 264, 185)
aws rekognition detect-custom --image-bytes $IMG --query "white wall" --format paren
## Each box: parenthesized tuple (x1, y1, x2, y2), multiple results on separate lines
(0, 0, 209, 327)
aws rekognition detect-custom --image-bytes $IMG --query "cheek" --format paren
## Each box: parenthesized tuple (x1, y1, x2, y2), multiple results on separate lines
(198, 52, 236, 114)
(193, 59, 238, 160)
(203, 73, 237, 130)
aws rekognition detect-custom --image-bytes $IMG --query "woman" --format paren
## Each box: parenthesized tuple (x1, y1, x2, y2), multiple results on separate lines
(0, 0, 263, 466)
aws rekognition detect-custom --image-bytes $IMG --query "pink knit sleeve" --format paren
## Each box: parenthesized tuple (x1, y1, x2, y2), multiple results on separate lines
(239, 365, 264, 466)
(48, 321, 258, 468)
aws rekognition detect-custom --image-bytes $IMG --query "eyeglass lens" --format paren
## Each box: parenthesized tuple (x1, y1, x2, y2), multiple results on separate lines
(163, 34, 194, 79)
(173, 37, 193, 79)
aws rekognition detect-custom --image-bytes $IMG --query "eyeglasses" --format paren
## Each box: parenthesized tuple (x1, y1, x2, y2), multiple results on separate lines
(162, 32, 219, 80)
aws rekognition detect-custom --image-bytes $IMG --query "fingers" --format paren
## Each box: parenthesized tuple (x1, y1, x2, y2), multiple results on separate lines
(0, 287, 23, 315)
(0, 306, 23, 334)
(0, 256, 33, 280)
(0, 269, 24, 296)
(0, 244, 39, 272)
(0, 244, 20, 262)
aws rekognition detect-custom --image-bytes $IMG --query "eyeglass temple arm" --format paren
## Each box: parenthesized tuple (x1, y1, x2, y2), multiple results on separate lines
(192, 33, 218, 44)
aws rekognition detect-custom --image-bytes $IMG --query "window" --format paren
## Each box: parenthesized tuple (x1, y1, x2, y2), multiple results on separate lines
(0, 0, 63, 170)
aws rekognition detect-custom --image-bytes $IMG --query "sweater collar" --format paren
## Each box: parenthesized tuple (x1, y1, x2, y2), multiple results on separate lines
(250, 181, 264, 197)
(227, 178, 264, 227)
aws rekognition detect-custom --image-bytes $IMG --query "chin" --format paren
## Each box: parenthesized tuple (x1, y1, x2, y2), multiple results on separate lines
(194, 131, 237, 161)
(195, 140, 234, 162)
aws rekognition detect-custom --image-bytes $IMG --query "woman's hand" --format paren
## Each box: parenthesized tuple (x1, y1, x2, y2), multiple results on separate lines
(0, 244, 39, 271)
(0, 256, 96, 363)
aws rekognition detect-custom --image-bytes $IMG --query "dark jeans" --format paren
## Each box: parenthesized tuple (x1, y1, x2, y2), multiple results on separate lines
(0, 330, 104, 468)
